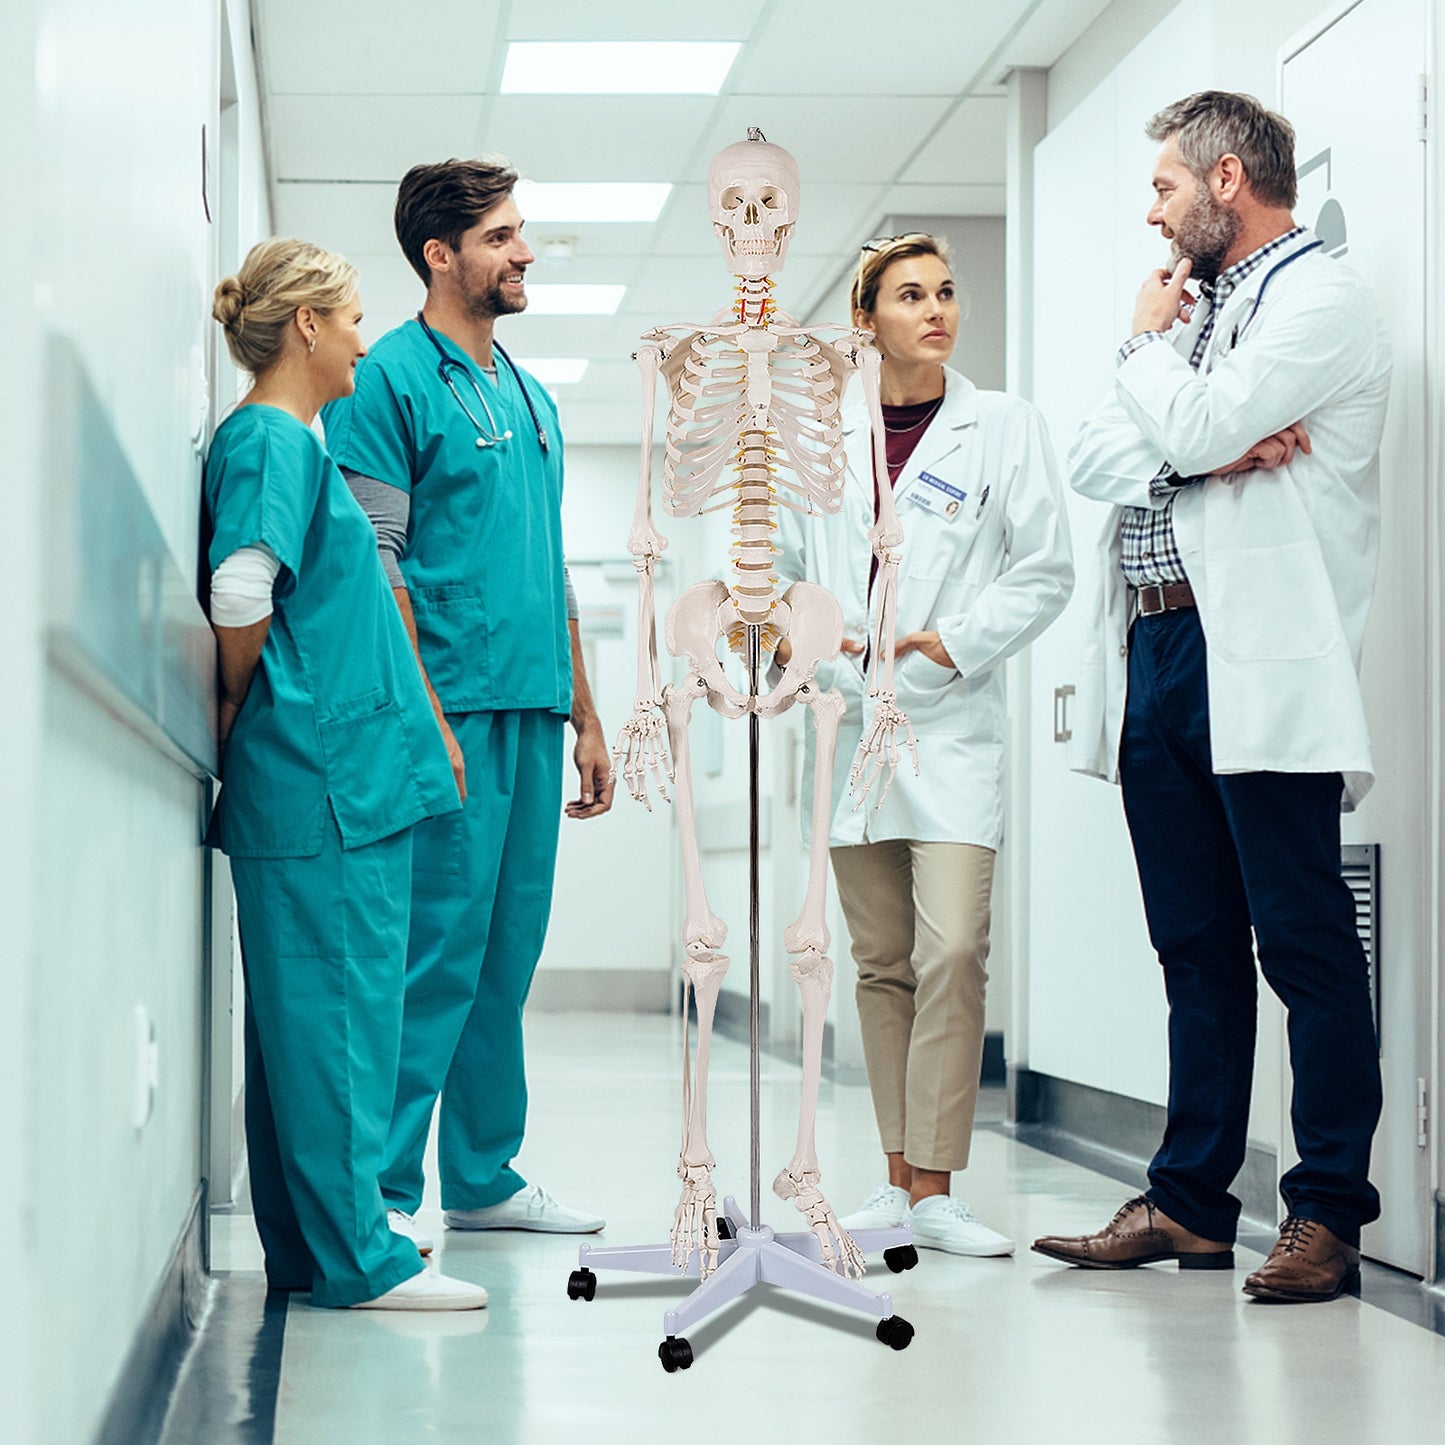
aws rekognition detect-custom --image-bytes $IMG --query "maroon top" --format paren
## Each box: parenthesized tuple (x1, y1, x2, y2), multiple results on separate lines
(869, 396, 944, 596)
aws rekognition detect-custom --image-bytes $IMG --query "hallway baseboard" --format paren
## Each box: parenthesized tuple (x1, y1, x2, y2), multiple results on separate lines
(94, 1183, 210, 1445)
(1007, 1067, 1280, 1232)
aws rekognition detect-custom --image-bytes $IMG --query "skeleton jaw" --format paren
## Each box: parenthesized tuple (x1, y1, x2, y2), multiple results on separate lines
(714, 223, 795, 280)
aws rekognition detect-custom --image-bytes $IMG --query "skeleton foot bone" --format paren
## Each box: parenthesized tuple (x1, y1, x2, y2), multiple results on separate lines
(773, 1166, 866, 1279)
(671, 1159, 722, 1278)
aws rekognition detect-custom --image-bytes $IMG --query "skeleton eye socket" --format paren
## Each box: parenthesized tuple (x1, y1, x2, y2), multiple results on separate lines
(721, 186, 744, 211)
(759, 188, 781, 209)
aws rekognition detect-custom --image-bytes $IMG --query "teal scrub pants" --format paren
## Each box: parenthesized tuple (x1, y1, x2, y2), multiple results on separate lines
(232, 817, 425, 1307)
(381, 708, 565, 1212)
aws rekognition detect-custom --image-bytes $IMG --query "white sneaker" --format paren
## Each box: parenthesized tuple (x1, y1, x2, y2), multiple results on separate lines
(839, 1184, 910, 1232)
(387, 1209, 434, 1256)
(444, 1183, 604, 1234)
(907, 1196, 1015, 1256)
(351, 1270, 488, 1311)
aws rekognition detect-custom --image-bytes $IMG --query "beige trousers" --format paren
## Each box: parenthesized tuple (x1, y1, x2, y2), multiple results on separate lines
(830, 840, 995, 1173)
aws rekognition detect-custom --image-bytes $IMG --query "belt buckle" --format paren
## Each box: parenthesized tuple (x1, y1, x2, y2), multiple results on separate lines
(1137, 584, 1165, 617)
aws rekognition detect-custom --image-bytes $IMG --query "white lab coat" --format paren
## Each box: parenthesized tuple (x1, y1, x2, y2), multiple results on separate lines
(778, 367, 1074, 848)
(1067, 231, 1392, 808)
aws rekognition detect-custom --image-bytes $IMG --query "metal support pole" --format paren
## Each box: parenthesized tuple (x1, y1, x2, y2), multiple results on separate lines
(747, 625, 761, 1229)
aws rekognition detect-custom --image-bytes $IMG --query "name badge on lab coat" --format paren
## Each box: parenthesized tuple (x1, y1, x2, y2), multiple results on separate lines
(909, 470, 967, 521)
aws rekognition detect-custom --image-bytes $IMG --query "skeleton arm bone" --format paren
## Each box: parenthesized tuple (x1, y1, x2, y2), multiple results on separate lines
(613, 341, 675, 809)
(849, 341, 918, 808)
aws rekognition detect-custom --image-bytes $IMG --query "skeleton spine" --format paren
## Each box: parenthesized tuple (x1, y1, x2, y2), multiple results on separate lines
(729, 277, 780, 640)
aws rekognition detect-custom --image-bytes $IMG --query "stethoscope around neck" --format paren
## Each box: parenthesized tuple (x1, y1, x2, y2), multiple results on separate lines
(415, 312, 549, 453)
(1220, 237, 1323, 350)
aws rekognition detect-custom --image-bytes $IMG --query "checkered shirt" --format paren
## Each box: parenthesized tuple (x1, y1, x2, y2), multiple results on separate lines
(1117, 229, 1308, 587)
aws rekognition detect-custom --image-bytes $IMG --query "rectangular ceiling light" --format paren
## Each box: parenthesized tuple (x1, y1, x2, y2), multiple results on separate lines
(523, 285, 626, 316)
(515, 180, 670, 223)
(501, 41, 741, 95)
(515, 358, 589, 385)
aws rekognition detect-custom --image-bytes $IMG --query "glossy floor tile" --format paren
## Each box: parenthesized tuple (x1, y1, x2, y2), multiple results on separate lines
(182, 1013, 1445, 1444)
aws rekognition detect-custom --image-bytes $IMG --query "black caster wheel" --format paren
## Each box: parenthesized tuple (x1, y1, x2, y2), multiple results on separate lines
(883, 1245, 919, 1273)
(716, 1217, 733, 1240)
(876, 1315, 915, 1351)
(566, 1268, 597, 1302)
(658, 1336, 694, 1373)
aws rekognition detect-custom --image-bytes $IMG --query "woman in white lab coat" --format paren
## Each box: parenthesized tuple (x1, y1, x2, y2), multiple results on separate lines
(776, 234, 1073, 1256)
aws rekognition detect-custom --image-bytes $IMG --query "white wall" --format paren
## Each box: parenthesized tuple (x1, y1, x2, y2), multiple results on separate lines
(0, 0, 42, 1432)
(1, 1, 271, 1440)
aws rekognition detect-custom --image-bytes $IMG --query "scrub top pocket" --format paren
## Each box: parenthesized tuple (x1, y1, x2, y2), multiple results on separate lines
(318, 695, 425, 848)
(410, 583, 491, 710)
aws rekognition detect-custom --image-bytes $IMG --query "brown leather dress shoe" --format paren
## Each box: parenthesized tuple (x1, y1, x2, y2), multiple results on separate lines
(1242, 1216, 1361, 1302)
(1031, 1195, 1234, 1270)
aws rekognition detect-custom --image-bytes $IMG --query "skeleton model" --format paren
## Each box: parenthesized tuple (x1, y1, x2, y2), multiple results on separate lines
(612, 133, 917, 1284)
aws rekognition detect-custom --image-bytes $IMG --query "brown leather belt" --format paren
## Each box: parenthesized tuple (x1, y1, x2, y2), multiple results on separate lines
(1135, 581, 1196, 616)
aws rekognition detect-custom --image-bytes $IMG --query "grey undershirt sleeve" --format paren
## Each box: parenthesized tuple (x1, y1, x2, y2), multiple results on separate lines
(343, 470, 409, 589)
(344, 466, 578, 619)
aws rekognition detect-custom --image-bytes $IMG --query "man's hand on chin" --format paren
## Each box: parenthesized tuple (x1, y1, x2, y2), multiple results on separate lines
(1131, 258, 1194, 337)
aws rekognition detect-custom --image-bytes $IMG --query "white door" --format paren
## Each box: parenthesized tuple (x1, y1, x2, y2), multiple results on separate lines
(1282, 0, 1433, 1276)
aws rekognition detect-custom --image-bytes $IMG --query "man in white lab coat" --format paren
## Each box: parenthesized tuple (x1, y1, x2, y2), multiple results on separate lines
(1031, 91, 1391, 1303)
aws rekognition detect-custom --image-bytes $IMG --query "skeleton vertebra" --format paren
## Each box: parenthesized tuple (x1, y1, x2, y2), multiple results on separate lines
(613, 133, 915, 1281)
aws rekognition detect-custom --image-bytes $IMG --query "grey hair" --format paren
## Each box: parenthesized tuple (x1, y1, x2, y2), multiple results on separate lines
(1146, 91, 1297, 210)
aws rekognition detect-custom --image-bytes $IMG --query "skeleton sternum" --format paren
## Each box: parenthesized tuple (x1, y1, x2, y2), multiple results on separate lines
(728, 278, 781, 647)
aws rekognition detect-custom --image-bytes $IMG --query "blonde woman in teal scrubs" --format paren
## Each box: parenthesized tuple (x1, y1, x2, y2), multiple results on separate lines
(205, 238, 482, 1310)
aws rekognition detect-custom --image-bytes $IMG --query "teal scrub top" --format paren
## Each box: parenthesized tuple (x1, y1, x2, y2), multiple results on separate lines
(204, 405, 461, 858)
(322, 319, 573, 716)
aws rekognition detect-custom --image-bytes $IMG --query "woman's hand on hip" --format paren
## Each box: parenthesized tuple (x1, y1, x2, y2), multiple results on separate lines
(894, 630, 954, 669)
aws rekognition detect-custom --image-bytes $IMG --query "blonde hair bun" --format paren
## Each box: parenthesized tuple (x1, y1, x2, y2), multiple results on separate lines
(213, 238, 358, 375)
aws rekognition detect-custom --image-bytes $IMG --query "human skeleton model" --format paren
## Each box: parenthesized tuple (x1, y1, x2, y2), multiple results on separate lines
(613, 133, 916, 1282)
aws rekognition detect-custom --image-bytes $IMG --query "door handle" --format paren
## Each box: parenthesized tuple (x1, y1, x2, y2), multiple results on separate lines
(1053, 685, 1075, 743)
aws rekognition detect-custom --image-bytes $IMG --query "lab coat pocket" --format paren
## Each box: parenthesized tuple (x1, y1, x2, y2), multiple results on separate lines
(1207, 541, 1338, 663)
(318, 694, 423, 847)
(895, 649, 961, 735)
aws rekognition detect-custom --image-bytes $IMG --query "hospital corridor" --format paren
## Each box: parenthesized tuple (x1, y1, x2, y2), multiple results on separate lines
(3, 1, 1445, 1442)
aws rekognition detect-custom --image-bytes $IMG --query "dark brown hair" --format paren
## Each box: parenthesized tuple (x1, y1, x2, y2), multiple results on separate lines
(394, 157, 520, 285)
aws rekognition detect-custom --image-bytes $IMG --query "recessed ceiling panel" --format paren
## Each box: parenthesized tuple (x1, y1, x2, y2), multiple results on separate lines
(882, 183, 1008, 217)
(732, 1, 1033, 94)
(901, 96, 1011, 185)
(697, 97, 953, 184)
(260, 0, 502, 95)
(490, 96, 717, 182)
(269, 95, 488, 181)
(273, 182, 399, 255)
(504, 0, 767, 42)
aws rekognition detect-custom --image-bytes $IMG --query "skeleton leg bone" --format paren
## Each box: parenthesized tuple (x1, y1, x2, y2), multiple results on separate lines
(772, 685, 866, 1280)
(664, 674, 730, 1278)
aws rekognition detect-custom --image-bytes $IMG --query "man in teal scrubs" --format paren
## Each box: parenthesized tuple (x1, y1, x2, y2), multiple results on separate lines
(324, 158, 612, 1250)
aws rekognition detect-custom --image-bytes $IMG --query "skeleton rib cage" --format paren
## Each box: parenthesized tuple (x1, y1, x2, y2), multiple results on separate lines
(650, 287, 850, 637)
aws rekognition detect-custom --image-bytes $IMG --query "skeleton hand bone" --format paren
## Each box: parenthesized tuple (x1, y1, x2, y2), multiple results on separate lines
(849, 691, 920, 811)
(671, 1159, 722, 1278)
(773, 1166, 866, 1280)
(612, 704, 673, 810)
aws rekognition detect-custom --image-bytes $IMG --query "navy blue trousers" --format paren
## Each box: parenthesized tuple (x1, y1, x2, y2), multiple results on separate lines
(1119, 609, 1381, 1247)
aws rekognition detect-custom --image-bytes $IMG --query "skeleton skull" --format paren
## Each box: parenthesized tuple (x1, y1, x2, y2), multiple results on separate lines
(708, 135, 800, 279)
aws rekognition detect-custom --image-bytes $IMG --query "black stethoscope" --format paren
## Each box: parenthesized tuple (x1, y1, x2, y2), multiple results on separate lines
(415, 312, 550, 453)
(1221, 238, 1323, 351)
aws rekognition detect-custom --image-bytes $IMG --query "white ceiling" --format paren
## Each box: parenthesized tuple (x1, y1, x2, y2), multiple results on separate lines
(258, 0, 1113, 443)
